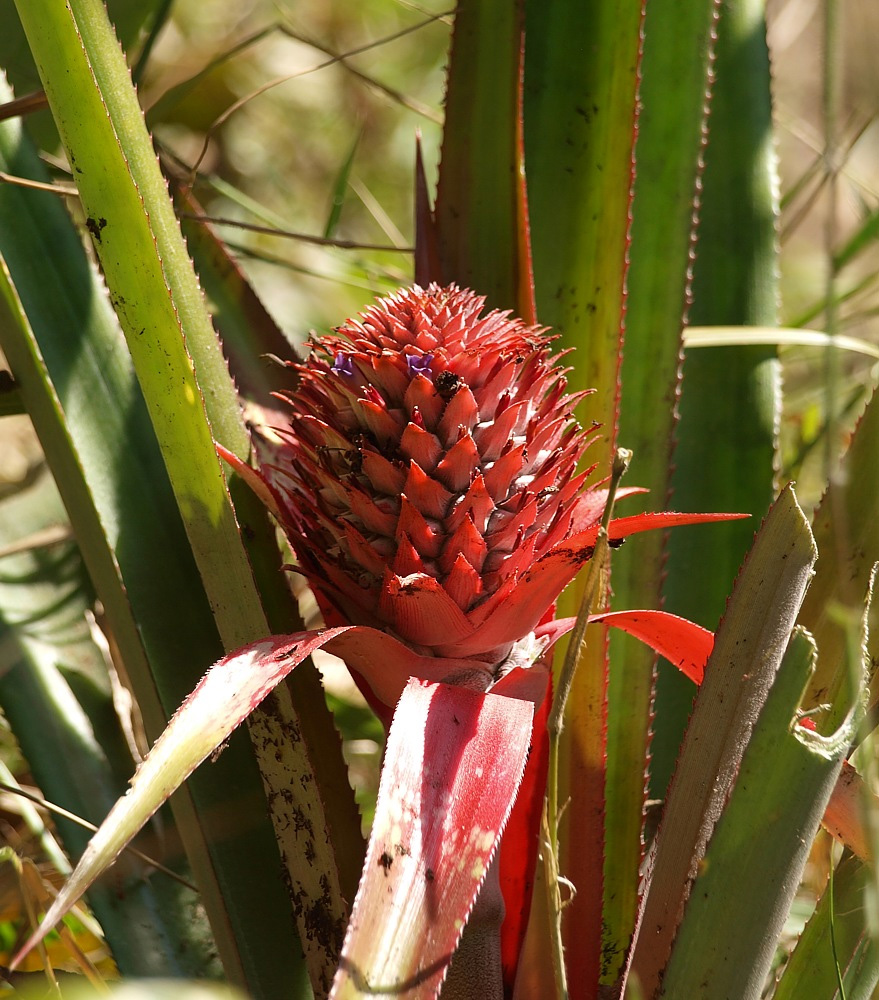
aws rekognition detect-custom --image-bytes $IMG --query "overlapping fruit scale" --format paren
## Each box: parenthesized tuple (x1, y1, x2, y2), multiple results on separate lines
(264, 284, 605, 669)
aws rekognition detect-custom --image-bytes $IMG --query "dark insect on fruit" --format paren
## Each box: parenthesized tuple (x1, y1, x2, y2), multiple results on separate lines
(434, 369, 462, 399)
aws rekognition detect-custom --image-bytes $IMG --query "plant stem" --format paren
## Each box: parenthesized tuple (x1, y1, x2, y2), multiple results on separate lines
(543, 448, 632, 998)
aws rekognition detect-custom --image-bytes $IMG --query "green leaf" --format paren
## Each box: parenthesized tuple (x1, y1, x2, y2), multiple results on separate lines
(602, 0, 720, 981)
(0, 470, 219, 978)
(0, 0, 162, 150)
(173, 181, 367, 930)
(799, 382, 879, 724)
(631, 485, 817, 995)
(12, 0, 266, 641)
(11, 629, 355, 978)
(324, 132, 360, 240)
(774, 853, 879, 1000)
(174, 185, 300, 411)
(522, 0, 643, 986)
(525, 0, 640, 447)
(658, 626, 860, 999)
(9, 5, 358, 992)
(0, 70, 311, 998)
(684, 326, 879, 359)
(656, 0, 781, 796)
(433, 0, 532, 319)
(834, 206, 879, 272)
(35, 982, 248, 1000)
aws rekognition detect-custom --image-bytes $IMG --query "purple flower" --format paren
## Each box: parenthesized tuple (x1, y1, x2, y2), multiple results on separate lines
(406, 352, 434, 377)
(332, 352, 355, 377)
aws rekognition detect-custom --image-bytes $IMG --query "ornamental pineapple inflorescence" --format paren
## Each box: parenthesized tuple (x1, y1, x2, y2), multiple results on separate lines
(262, 283, 611, 687)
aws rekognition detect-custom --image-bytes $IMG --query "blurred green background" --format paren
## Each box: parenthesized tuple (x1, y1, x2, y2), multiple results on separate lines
(1, 0, 879, 985)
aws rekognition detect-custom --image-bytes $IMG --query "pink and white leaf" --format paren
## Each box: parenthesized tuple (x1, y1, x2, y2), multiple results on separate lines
(332, 678, 533, 999)
(12, 627, 398, 967)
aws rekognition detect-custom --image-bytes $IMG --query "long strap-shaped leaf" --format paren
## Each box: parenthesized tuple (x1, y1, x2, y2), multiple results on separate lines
(661, 537, 872, 997)
(10, 0, 261, 640)
(774, 853, 879, 1000)
(659, 628, 862, 1000)
(0, 469, 219, 978)
(631, 485, 816, 994)
(573, 609, 872, 862)
(656, 0, 780, 793)
(800, 383, 879, 721)
(10, 628, 357, 969)
(603, 0, 721, 984)
(433, 0, 534, 321)
(523, 3, 644, 988)
(0, 111, 315, 998)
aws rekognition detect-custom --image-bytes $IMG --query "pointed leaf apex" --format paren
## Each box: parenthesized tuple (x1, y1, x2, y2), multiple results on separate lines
(414, 133, 442, 286)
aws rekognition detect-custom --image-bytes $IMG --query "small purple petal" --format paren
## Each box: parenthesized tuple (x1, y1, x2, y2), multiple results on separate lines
(406, 353, 434, 376)
(332, 353, 355, 377)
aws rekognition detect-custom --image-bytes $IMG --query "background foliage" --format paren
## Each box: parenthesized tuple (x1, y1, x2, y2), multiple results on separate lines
(1, 0, 879, 997)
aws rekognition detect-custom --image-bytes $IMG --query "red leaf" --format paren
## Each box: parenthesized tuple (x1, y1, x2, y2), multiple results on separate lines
(499, 672, 551, 993)
(606, 510, 750, 543)
(591, 609, 714, 684)
(332, 679, 533, 999)
(449, 512, 745, 658)
(12, 629, 351, 968)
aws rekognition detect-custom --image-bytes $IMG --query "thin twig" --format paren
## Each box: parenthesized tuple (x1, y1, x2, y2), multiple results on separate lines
(0, 90, 49, 123)
(0, 171, 78, 198)
(185, 11, 449, 176)
(0, 783, 198, 892)
(179, 212, 413, 252)
(0, 524, 73, 560)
